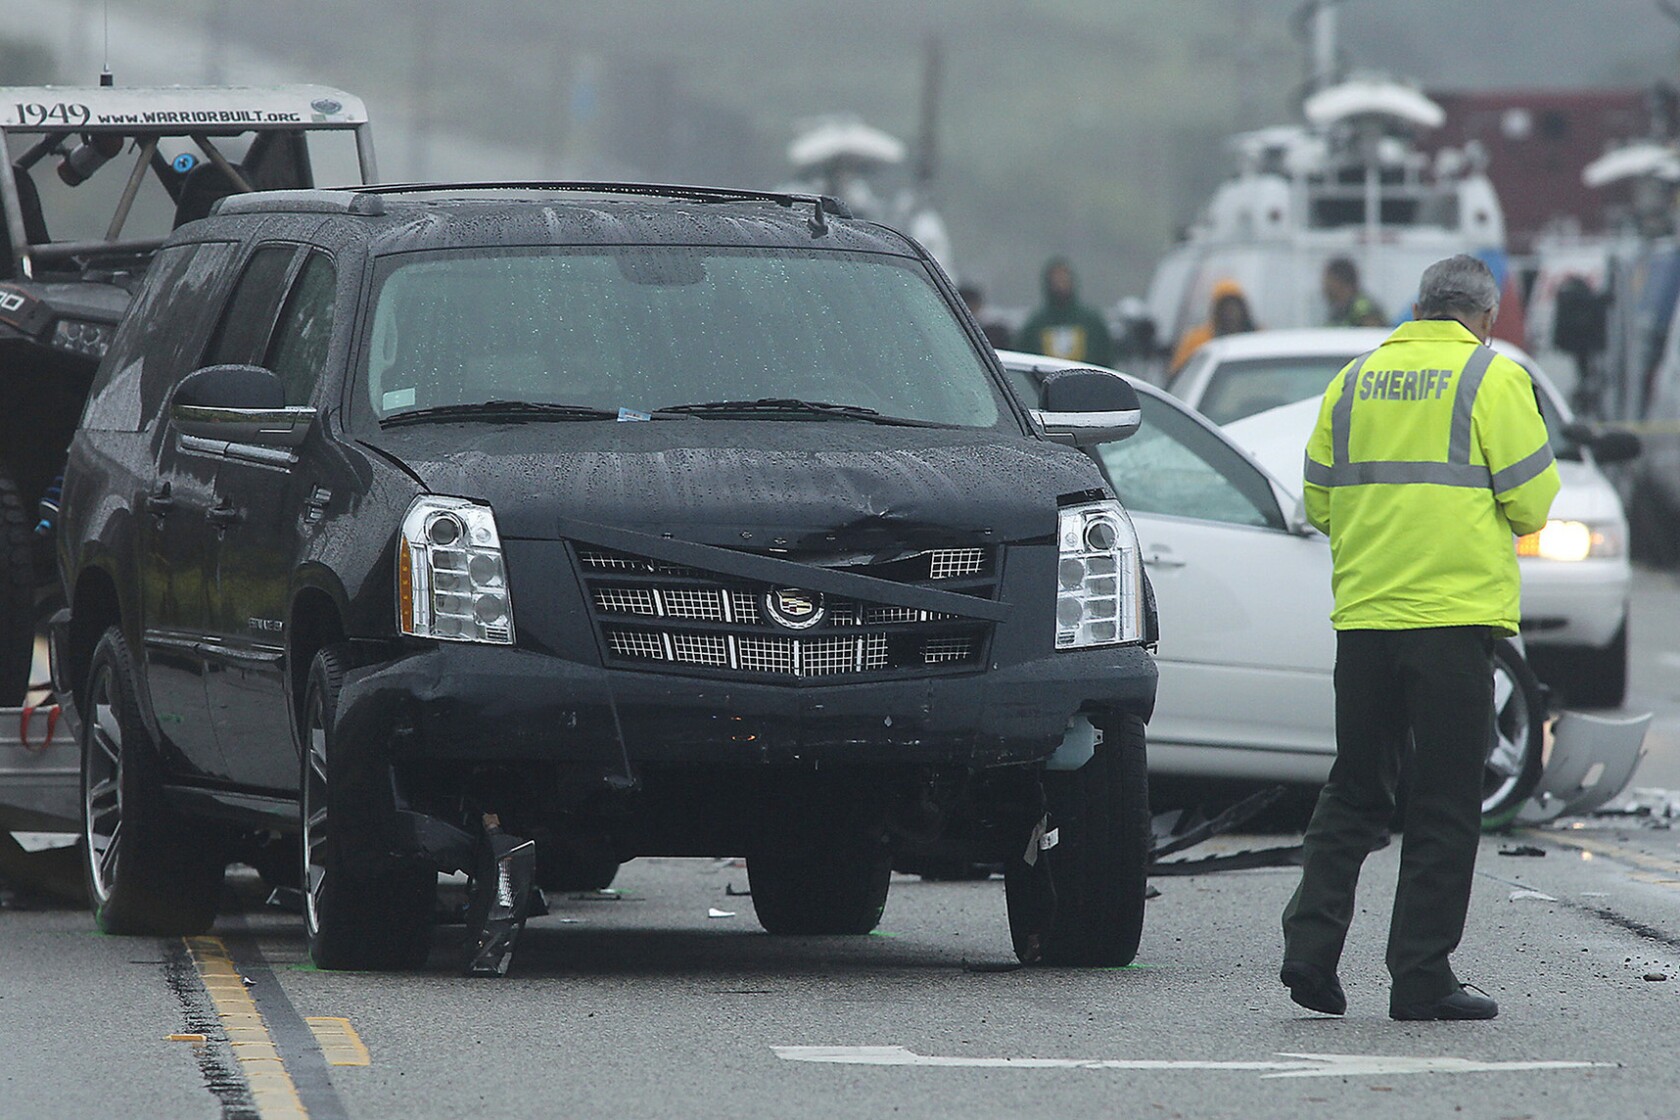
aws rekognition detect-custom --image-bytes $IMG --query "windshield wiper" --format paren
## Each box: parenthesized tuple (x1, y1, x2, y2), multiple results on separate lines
(655, 398, 951, 427)
(380, 400, 621, 427)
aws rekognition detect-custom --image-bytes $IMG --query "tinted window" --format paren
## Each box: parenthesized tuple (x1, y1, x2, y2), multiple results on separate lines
(1097, 395, 1285, 530)
(265, 252, 336, 406)
(357, 247, 1007, 428)
(131, 240, 241, 428)
(1195, 356, 1348, 425)
(205, 244, 298, 368)
(83, 244, 195, 431)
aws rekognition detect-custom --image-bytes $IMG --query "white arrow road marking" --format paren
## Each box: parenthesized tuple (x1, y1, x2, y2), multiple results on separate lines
(772, 1046, 1618, 1080)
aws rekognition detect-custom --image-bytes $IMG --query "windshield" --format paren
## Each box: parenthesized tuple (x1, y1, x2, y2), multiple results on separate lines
(1195, 356, 1347, 425)
(357, 247, 1009, 428)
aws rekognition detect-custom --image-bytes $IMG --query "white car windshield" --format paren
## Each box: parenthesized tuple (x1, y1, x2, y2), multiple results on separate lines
(358, 246, 1007, 429)
(1198, 352, 1579, 460)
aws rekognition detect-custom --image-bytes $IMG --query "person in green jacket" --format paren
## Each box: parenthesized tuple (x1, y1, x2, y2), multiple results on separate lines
(1280, 255, 1560, 1023)
(1014, 258, 1114, 367)
(1323, 256, 1387, 327)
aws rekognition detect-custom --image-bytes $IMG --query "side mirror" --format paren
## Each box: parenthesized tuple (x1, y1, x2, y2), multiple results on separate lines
(1287, 495, 1319, 537)
(1031, 368, 1142, 447)
(170, 364, 314, 448)
(1560, 420, 1642, 465)
(1590, 428, 1642, 465)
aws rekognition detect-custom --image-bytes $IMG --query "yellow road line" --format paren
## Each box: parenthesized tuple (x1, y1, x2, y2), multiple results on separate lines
(185, 936, 311, 1120)
(305, 1017, 371, 1067)
(1531, 830, 1680, 885)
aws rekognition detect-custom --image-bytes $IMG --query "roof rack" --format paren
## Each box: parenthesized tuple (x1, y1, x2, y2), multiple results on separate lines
(347, 180, 852, 231)
(215, 189, 387, 217)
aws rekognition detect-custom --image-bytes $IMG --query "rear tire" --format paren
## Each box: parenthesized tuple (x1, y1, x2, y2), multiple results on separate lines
(301, 646, 435, 970)
(1014, 713, 1150, 967)
(80, 627, 223, 934)
(0, 469, 33, 706)
(748, 788, 891, 935)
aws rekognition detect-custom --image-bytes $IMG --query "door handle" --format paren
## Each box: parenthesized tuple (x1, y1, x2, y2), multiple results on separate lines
(205, 503, 244, 528)
(1142, 550, 1186, 570)
(144, 484, 173, 516)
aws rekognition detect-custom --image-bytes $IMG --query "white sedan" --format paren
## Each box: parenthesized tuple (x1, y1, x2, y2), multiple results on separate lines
(1170, 328, 1635, 708)
(997, 351, 1546, 827)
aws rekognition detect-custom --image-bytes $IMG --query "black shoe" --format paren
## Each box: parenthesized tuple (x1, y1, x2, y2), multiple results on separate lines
(1389, 984, 1498, 1021)
(1280, 960, 1346, 1015)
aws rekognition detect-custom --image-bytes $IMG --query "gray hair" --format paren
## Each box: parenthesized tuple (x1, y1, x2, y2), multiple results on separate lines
(1415, 255, 1500, 319)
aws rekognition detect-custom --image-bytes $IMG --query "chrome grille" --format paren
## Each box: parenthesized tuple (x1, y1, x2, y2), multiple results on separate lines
(800, 636, 860, 676)
(736, 635, 796, 674)
(729, 591, 760, 625)
(929, 548, 985, 579)
(861, 604, 922, 625)
(594, 586, 658, 616)
(670, 632, 728, 666)
(607, 629, 666, 660)
(923, 636, 977, 664)
(661, 587, 726, 621)
(581, 544, 995, 680)
(863, 633, 890, 670)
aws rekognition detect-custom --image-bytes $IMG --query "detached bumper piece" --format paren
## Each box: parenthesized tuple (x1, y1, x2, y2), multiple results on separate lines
(1517, 710, 1653, 824)
(464, 814, 537, 978)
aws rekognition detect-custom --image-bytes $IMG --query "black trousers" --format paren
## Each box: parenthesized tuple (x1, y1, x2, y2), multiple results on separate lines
(1281, 626, 1495, 1005)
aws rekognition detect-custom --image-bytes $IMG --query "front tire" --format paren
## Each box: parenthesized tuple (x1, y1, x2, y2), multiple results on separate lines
(301, 646, 435, 970)
(1012, 712, 1150, 967)
(80, 626, 223, 934)
(1481, 639, 1547, 831)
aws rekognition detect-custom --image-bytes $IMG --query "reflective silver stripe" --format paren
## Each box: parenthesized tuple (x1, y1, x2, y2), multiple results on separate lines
(1448, 345, 1497, 464)
(1490, 442, 1556, 493)
(1311, 460, 1493, 488)
(1330, 349, 1378, 466)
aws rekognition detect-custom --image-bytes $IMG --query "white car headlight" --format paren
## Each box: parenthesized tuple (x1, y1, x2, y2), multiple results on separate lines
(1516, 520, 1622, 562)
(1055, 499, 1144, 650)
(398, 496, 516, 644)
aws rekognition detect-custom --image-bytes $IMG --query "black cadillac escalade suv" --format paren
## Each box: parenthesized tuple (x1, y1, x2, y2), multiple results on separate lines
(53, 182, 1156, 974)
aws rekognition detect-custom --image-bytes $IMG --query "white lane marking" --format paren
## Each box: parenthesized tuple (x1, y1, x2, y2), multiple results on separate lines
(772, 1046, 1618, 1080)
(1658, 653, 1680, 671)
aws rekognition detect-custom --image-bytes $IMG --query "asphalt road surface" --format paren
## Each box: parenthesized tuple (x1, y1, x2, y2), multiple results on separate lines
(4, 568, 1680, 1120)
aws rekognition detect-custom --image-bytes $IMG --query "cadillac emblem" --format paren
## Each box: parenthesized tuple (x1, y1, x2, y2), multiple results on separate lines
(763, 587, 825, 630)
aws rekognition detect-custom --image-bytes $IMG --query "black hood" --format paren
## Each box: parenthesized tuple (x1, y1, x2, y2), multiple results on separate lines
(359, 419, 1105, 554)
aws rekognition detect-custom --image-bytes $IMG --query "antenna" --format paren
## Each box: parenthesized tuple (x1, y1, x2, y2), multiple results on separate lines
(101, 0, 112, 85)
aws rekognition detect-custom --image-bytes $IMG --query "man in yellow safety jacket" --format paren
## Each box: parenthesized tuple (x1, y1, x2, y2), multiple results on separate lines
(1279, 254, 1560, 1022)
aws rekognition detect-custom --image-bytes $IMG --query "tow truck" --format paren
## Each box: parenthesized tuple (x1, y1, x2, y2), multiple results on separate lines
(0, 82, 373, 876)
(0, 81, 376, 707)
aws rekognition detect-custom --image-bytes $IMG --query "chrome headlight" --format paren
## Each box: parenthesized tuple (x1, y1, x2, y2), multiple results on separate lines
(1055, 499, 1144, 650)
(398, 496, 515, 644)
(1516, 519, 1622, 562)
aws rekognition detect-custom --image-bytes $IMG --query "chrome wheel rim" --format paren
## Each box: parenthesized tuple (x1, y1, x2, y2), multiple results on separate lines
(83, 662, 123, 904)
(301, 692, 329, 937)
(1482, 657, 1530, 814)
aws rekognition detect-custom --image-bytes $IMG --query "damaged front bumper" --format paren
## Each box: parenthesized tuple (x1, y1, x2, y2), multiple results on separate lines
(334, 640, 1158, 774)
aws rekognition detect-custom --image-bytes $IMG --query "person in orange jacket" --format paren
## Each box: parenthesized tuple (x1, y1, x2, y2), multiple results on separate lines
(1168, 278, 1258, 377)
